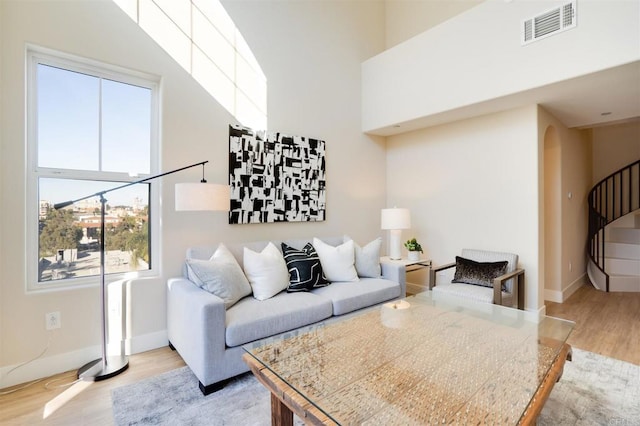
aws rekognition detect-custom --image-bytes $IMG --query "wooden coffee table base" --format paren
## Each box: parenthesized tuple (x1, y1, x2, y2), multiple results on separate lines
(518, 343, 573, 424)
(244, 343, 572, 426)
(243, 353, 336, 426)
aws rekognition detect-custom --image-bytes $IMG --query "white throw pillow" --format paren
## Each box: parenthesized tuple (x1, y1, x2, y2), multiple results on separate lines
(313, 238, 359, 282)
(185, 244, 252, 309)
(243, 242, 290, 300)
(344, 236, 382, 278)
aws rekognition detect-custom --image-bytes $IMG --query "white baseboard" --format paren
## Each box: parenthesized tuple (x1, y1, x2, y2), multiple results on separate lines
(0, 344, 100, 389)
(544, 273, 586, 303)
(544, 288, 563, 303)
(126, 330, 168, 355)
(0, 330, 168, 389)
(563, 274, 586, 300)
(535, 304, 546, 320)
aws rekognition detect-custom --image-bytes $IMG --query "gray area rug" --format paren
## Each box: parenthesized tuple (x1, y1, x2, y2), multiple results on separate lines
(112, 348, 640, 425)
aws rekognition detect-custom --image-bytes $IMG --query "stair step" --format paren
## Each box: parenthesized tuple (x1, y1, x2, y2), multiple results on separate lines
(605, 258, 640, 276)
(610, 213, 637, 228)
(605, 242, 640, 260)
(607, 227, 640, 244)
(609, 275, 640, 292)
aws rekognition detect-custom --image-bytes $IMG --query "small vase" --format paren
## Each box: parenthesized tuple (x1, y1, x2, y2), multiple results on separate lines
(408, 251, 420, 261)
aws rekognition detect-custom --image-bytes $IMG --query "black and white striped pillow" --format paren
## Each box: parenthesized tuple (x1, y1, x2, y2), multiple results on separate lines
(281, 243, 330, 292)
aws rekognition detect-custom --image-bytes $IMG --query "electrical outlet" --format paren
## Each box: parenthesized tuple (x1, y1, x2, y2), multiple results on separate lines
(46, 311, 61, 330)
(569, 262, 573, 272)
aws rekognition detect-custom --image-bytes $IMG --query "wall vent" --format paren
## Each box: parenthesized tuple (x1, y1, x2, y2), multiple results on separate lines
(522, 1, 576, 45)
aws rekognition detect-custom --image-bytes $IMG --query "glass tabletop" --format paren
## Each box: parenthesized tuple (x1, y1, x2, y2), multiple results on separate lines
(243, 291, 574, 425)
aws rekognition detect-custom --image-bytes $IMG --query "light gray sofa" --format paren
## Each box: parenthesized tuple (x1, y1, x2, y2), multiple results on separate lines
(167, 237, 405, 395)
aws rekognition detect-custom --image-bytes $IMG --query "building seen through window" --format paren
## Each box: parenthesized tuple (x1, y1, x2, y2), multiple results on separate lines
(29, 51, 159, 288)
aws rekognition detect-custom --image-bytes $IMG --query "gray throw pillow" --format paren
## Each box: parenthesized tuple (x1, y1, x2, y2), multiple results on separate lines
(344, 235, 382, 278)
(186, 244, 252, 309)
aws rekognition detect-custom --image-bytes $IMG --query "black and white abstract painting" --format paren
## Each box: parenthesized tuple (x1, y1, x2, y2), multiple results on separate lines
(228, 124, 326, 224)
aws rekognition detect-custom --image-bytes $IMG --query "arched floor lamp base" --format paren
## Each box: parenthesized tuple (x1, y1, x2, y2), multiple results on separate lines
(78, 356, 129, 381)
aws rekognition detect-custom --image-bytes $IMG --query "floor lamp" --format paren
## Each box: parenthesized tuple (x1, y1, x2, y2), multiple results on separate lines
(54, 160, 230, 381)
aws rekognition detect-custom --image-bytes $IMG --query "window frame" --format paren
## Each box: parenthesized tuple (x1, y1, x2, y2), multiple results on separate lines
(26, 46, 162, 292)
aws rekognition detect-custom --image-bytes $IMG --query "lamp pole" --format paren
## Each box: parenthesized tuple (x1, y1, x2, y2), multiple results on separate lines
(54, 160, 221, 381)
(76, 193, 129, 380)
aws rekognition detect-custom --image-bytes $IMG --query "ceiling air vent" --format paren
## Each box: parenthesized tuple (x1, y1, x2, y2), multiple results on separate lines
(522, 1, 576, 45)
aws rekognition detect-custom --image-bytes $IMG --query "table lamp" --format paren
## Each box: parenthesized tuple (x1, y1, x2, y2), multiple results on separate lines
(381, 207, 410, 260)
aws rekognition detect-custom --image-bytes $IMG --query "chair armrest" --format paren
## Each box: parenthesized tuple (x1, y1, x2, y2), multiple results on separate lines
(428, 262, 456, 290)
(495, 268, 525, 282)
(493, 268, 525, 310)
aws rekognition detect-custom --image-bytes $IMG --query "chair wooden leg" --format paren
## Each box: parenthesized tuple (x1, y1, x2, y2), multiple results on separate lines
(517, 274, 525, 310)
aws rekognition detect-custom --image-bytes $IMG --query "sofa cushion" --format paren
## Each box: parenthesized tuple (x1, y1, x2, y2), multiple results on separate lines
(313, 238, 359, 282)
(282, 242, 330, 292)
(452, 256, 508, 289)
(225, 292, 333, 347)
(311, 278, 400, 316)
(185, 244, 252, 309)
(432, 282, 513, 306)
(243, 242, 289, 300)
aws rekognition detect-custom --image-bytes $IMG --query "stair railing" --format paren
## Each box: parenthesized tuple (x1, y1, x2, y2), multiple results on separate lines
(588, 159, 640, 291)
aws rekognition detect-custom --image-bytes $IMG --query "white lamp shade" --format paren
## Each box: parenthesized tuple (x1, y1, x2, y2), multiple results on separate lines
(175, 183, 230, 211)
(381, 208, 411, 230)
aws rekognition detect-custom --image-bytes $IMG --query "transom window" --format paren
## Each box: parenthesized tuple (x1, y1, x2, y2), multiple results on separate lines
(113, 0, 267, 130)
(27, 48, 160, 291)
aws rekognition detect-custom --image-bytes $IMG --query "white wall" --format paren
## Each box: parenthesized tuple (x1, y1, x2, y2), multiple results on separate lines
(384, 0, 481, 49)
(0, 0, 5, 387)
(543, 126, 562, 299)
(559, 125, 591, 298)
(539, 108, 591, 303)
(592, 121, 640, 184)
(0, 0, 386, 387)
(364, 0, 640, 133)
(386, 105, 541, 311)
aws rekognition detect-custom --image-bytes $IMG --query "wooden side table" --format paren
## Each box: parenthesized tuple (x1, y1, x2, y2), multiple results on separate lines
(380, 257, 432, 295)
(380, 256, 431, 272)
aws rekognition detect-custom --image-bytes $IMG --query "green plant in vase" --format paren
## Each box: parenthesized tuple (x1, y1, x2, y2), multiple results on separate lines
(404, 238, 423, 261)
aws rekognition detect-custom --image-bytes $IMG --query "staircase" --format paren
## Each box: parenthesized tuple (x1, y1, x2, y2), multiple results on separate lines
(600, 213, 640, 291)
(587, 160, 640, 292)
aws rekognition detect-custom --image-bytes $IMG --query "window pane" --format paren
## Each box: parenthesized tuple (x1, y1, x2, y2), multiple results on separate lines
(38, 178, 150, 282)
(102, 79, 152, 174)
(37, 64, 100, 170)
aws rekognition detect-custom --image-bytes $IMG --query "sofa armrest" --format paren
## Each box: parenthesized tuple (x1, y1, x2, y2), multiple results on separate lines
(493, 268, 525, 310)
(167, 277, 227, 384)
(428, 262, 456, 290)
(380, 262, 406, 297)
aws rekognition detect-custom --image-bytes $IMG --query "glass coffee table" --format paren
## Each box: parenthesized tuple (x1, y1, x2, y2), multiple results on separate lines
(243, 291, 574, 425)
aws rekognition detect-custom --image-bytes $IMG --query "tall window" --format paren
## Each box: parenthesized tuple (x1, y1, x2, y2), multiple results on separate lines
(27, 48, 160, 290)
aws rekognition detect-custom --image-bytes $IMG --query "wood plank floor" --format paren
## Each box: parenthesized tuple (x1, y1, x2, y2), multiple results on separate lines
(545, 280, 640, 366)
(0, 347, 185, 425)
(1, 282, 637, 425)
